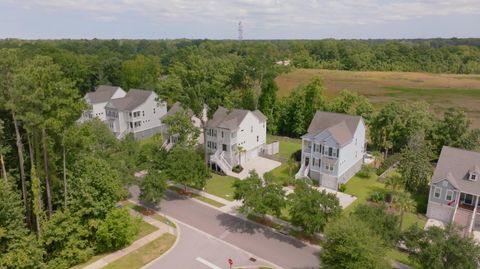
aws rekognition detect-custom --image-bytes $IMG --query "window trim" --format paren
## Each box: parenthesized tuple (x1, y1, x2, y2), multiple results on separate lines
(445, 189, 454, 201)
(433, 186, 441, 199)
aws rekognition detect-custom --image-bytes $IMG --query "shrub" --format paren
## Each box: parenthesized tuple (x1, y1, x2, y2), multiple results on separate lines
(321, 217, 388, 269)
(338, 183, 347, 192)
(292, 149, 302, 162)
(369, 191, 385, 203)
(376, 153, 401, 176)
(357, 164, 375, 178)
(353, 204, 400, 245)
(96, 208, 139, 252)
(232, 165, 243, 173)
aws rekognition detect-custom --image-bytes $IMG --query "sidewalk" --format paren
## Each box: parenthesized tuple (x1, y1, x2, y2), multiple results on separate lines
(83, 212, 176, 269)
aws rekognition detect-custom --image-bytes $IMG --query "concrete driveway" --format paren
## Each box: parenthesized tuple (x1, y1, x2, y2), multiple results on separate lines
(230, 156, 281, 179)
(283, 186, 356, 209)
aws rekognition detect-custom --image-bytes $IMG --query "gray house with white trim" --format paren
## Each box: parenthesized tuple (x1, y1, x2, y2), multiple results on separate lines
(426, 146, 480, 235)
(296, 111, 366, 190)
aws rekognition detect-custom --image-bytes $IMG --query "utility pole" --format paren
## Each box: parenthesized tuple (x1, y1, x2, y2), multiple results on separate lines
(238, 21, 243, 41)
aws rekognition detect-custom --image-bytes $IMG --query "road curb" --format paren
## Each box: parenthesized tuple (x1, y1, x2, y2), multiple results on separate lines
(130, 199, 181, 269)
(131, 199, 284, 269)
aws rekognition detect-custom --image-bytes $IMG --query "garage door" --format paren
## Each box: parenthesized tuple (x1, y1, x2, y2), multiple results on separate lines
(321, 175, 338, 190)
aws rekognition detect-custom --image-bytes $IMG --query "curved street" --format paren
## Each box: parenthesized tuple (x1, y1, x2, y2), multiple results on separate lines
(130, 187, 320, 269)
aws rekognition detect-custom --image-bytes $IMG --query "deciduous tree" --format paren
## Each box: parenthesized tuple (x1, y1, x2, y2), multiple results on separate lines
(289, 182, 341, 235)
(321, 217, 389, 269)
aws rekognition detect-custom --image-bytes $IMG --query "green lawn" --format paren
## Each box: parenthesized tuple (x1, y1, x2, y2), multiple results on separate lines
(267, 134, 302, 161)
(343, 172, 426, 231)
(135, 220, 158, 241)
(342, 173, 385, 215)
(204, 173, 236, 201)
(103, 233, 176, 269)
(267, 163, 295, 185)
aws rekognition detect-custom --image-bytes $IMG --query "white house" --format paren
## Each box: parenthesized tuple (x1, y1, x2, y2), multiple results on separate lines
(79, 85, 126, 123)
(296, 111, 366, 190)
(160, 102, 203, 149)
(104, 89, 167, 140)
(205, 107, 267, 174)
(426, 146, 480, 236)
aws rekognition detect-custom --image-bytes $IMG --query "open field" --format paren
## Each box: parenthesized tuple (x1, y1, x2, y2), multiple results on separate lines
(276, 69, 480, 127)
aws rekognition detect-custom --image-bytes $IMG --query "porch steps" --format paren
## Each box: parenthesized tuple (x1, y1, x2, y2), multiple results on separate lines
(453, 208, 473, 236)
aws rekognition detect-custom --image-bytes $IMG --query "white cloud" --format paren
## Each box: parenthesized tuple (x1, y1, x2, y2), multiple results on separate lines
(10, 0, 480, 28)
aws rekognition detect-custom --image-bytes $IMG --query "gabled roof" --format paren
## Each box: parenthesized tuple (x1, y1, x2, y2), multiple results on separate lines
(206, 107, 266, 130)
(305, 111, 362, 145)
(432, 146, 480, 195)
(161, 102, 194, 120)
(108, 89, 154, 111)
(86, 85, 122, 104)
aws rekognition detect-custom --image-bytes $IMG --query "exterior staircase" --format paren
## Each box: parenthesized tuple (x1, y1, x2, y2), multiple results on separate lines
(454, 208, 473, 236)
(161, 140, 174, 151)
(210, 151, 232, 175)
(295, 164, 309, 179)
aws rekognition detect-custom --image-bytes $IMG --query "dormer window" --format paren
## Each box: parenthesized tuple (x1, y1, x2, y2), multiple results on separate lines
(470, 173, 477, 181)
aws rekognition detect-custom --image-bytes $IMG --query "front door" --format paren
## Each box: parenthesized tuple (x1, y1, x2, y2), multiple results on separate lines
(222, 144, 227, 151)
(305, 157, 310, 166)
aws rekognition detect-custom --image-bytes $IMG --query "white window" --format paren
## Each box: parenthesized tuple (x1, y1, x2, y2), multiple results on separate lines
(433, 186, 441, 199)
(446, 190, 454, 201)
(133, 111, 140, 118)
(324, 163, 334, 172)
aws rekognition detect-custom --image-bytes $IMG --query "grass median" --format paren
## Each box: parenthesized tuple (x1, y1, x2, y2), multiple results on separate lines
(103, 233, 176, 269)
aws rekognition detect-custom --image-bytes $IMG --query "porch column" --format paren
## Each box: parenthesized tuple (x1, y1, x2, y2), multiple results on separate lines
(468, 195, 478, 233)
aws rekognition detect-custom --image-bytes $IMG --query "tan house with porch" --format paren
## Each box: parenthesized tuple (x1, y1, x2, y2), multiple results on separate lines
(426, 146, 480, 236)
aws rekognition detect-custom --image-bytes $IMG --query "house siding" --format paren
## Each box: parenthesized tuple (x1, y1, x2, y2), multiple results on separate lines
(299, 119, 365, 190)
(426, 179, 457, 223)
(206, 110, 266, 168)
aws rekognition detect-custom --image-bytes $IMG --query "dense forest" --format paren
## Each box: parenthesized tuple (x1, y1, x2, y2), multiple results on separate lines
(1, 38, 480, 268)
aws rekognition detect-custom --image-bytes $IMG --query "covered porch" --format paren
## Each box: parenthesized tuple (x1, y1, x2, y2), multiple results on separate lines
(453, 192, 480, 235)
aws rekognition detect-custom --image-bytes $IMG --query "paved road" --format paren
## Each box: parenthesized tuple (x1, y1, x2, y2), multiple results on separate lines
(145, 222, 275, 269)
(130, 187, 320, 269)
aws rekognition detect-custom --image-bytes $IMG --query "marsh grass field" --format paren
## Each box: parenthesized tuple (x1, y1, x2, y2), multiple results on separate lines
(276, 69, 480, 127)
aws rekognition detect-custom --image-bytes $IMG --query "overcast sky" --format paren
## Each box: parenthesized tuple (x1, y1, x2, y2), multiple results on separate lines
(1, 0, 479, 39)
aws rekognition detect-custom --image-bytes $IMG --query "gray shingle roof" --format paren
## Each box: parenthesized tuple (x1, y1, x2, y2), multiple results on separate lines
(86, 85, 122, 104)
(161, 102, 194, 120)
(432, 146, 480, 195)
(108, 89, 153, 111)
(207, 107, 266, 130)
(305, 111, 362, 145)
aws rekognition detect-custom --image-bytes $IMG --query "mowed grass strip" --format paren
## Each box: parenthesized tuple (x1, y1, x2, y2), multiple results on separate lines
(168, 186, 226, 208)
(123, 201, 176, 228)
(103, 233, 176, 269)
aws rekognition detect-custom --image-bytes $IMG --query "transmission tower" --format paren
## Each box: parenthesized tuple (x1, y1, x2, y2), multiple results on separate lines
(238, 21, 243, 41)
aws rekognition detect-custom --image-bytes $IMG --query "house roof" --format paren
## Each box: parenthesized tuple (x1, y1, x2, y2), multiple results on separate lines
(206, 107, 266, 130)
(161, 102, 194, 120)
(305, 111, 362, 145)
(108, 89, 153, 111)
(432, 146, 480, 195)
(86, 85, 122, 104)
